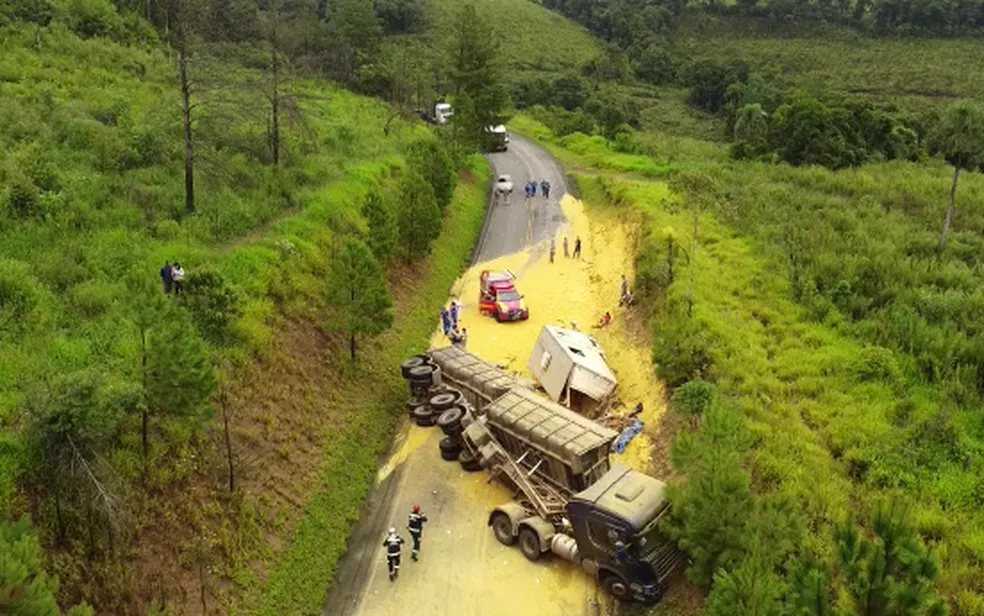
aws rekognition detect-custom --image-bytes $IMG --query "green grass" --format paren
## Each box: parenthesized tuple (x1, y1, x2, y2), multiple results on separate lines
(517, 116, 984, 609)
(387, 0, 602, 79)
(674, 14, 984, 114)
(252, 156, 489, 616)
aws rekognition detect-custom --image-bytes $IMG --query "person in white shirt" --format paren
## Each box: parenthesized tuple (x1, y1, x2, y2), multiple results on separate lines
(172, 262, 185, 294)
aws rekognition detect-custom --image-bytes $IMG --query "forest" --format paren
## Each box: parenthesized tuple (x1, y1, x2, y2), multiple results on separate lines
(0, 0, 511, 612)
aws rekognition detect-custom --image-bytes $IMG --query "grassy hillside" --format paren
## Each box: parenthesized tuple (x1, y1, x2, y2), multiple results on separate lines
(673, 14, 984, 114)
(514, 100, 984, 611)
(389, 0, 602, 80)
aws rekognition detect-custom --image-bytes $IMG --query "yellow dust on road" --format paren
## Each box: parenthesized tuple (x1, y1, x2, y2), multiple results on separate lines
(433, 194, 668, 475)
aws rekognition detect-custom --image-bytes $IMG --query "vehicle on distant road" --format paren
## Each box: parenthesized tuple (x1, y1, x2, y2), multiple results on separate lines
(482, 124, 510, 152)
(416, 101, 453, 125)
(479, 270, 528, 322)
(494, 174, 514, 201)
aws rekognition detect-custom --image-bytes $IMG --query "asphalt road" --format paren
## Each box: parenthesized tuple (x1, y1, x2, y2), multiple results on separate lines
(473, 133, 569, 263)
(321, 137, 597, 616)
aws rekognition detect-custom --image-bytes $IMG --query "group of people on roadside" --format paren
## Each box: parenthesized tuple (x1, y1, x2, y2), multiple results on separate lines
(525, 179, 550, 199)
(439, 299, 467, 348)
(159, 261, 186, 294)
(548, 235, 582, 263)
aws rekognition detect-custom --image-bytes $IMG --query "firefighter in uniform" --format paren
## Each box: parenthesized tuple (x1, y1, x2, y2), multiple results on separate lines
(407, 505, 428, 561)
(383, 527, 405, 581)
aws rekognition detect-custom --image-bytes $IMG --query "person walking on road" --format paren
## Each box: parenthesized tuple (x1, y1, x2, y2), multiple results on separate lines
(160, 261, 173, 294)
(449, 300, 460, 331)
(563, 236, 569, 258)
(573, 237, 582, 259)
(383, 527, 405, 581)
(407, 505, 428, 561)
(541, 180, 550, 199)
(549, 237, 556, 263)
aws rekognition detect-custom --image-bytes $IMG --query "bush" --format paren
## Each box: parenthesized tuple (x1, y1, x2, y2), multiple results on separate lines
(178, 266, 242, 343)
(672, 379, 716, 421)
(653, 307, 715, 388)
(0, 259, 39, 335)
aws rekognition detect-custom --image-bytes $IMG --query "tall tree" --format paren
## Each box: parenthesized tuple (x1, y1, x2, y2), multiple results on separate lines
(407, 138, 457, 213)
(396, 169, 442, 263)
(448, 3, 508, 150)
(167, 0, 206, 213)
(328, 0, 383, 83)
(325, 239, 393, 361)
(362, 189, 397, 264)
(926, 102, 984, 253)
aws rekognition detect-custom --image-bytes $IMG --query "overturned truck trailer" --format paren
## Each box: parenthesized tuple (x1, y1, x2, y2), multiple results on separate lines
(419, 347, 683, 603)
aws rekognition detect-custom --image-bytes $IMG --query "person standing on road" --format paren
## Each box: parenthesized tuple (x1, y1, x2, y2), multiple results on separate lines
(573, 237, 582, 259)
(407, 505, 428, 561)
(440, 307, 451, 336)
(383, 527, 405, 581)
(541, 180, 550, 199)
(449, 300, 460, 331)
(160, 261, 173, 294)
(563, 236, 569, 258)
(549, 237, 556, 263)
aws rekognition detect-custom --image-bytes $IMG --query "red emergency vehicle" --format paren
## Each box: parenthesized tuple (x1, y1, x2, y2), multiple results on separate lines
(478, 270, 529, 322)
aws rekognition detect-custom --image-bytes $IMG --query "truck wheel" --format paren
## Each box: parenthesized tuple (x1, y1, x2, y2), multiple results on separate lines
(601, 573, 630, 600)
(407, 365, 434, 384)
(400, 357, 425, 379)
(518, 527, 542, 562)
(429, 392, 457, 412)
(440, 447, 461, 461)
(439, 437, 462, 455)
(490, 512, 515, 546)
(412, 406, 435, 427)
(459, 450, 482, 472)
(494, 309, 504, 323)
(437, 407, 464, 434)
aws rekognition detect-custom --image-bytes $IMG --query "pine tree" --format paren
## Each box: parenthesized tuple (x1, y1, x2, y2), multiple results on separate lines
(397, 169, 442, 263)
(362, 189, 397, 264)
(704, 553, 786, 616)
(325, 239, 393, 361)
(448, 3, 508, 150)
(145, 303, 216, 453)
(407, 138, 456, 213)
(0, 518, 61, 615)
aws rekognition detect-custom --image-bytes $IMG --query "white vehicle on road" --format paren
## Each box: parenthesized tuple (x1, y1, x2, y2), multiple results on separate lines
(494, 174, 513, 203)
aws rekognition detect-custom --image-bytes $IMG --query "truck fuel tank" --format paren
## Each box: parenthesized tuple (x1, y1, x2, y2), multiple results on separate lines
(549, 533, 581, 564)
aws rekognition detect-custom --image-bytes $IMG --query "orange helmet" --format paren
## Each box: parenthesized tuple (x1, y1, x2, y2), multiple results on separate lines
(412, 504, 420, 513)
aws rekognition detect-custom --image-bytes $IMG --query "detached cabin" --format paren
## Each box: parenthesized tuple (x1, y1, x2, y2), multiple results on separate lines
(526, 326, 617, 415)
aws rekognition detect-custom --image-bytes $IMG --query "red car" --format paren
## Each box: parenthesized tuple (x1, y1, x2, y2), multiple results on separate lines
(479, 270, 529, 322)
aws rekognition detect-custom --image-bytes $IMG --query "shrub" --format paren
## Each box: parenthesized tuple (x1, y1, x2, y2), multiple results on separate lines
(672, 379, 716, 421)
(178, 266, 242, 343)
(0, 259, 39, 335)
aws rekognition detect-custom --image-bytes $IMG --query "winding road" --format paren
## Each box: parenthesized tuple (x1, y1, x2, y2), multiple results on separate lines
(322, 136, 597, 616)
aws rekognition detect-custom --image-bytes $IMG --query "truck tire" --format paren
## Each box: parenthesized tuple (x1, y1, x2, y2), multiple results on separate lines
(441, 447, 461, 461)
(429, 392, 457, 412)
(490, 512, 515, 546)
(437, 407, 464, 434)
(412, 406, 435, 427)
(494, 309, 504, 323)
(400, 357, 425, 379)
(439, 437, 462, 455)
(601, 573, 630, 600)
(408, 365, 434, 384)
(459, 449, 482, 472)
(518, 527, 542, 562)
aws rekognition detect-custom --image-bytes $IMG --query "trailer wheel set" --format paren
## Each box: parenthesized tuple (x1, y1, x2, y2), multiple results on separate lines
(401, 355, 482, 473)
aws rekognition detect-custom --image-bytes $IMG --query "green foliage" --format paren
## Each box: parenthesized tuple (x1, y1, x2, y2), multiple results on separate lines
(448, 3, 509, 151)
(396, 169, 442, 263)
(146, 304, 216, 422)
(373, 0, 425, 34)
(672, 379, 715, 421)
(324, 239, 393, 361)
(0, 517, 59, 616)
(652, 304, 713, 387)
(927, 102, 984, 171)
(689, 60, 750, 114)
(178, 266, 242, 344)
(704, 553, 786, 616)
(361, 189, 397, 264)
(406, 138, 456, 213)
(0, 260, 40, 336)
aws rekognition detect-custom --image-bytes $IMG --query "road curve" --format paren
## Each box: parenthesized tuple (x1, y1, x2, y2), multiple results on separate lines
(322, 136, 595, 616)
(473, 133, 569, 263)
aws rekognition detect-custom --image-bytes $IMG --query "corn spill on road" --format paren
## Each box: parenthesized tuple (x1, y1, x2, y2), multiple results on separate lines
(324, 138, 668, 616)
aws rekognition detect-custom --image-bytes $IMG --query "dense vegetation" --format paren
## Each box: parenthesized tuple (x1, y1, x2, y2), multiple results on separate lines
(0, 0, 508, 611)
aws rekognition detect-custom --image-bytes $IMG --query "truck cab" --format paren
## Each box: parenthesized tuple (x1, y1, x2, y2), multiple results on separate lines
(567, 464, 681, 603)
(434, 102, 453, 124)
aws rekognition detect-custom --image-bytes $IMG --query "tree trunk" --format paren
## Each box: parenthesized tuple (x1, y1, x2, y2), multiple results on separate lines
(688, 210, 698, 317)
(54, 486, 64, 545)
(221, 385, 234, 492)
(939, 165, 959, 253)
(350, 333, 356, 361)
(178, 38, 195, 214)
(270, 33, 280, 166)
(141, 327, 149, 460)
(199, 560, 208, 613)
